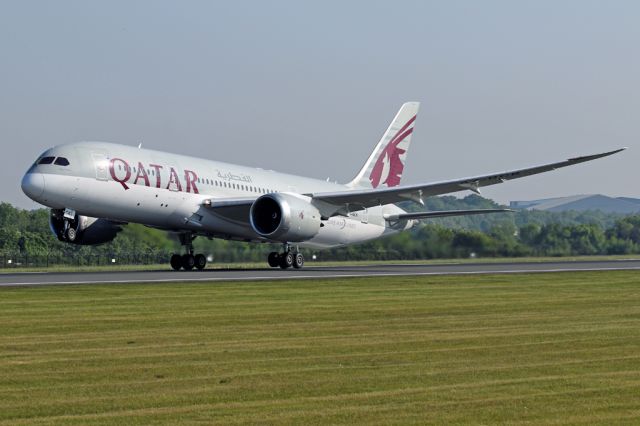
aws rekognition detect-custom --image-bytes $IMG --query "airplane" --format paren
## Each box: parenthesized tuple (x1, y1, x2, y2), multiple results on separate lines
(21, 102, 624, 270)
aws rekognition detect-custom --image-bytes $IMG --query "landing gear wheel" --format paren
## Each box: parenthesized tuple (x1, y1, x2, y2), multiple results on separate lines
(267, 252, 280, 268)
(66, 227, 77, 242)
(181, 254, 195, 271)
(194, 254, 207, 270)
(170, 254, 182, 271)
(293, 253, 304, 269)
(279, 252, 294, 269)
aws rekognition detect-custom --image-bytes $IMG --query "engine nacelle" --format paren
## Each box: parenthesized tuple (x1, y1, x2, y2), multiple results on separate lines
(250, 193, 321, 242)
(50, 209, 123, 245)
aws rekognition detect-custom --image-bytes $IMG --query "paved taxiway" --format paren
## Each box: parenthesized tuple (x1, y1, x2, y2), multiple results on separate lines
(0, 260, 639, 287)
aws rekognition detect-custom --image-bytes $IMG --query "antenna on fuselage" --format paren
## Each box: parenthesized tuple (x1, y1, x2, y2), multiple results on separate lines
(137, 142, 142, 149)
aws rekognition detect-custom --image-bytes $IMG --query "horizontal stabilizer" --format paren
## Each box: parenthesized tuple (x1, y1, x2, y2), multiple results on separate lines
(384, 208, 512, 221)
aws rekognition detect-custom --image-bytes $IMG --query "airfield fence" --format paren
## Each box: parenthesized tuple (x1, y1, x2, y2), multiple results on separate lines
(0, 248, 418, 269)
(0, 252, 174, 269)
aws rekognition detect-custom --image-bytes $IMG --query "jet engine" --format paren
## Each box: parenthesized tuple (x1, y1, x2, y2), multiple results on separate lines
(49, 209, 123, 245)
(250, 193, 321, 242)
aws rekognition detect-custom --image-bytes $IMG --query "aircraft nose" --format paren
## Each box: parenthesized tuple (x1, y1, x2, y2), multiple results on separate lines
(21, 172, 45, 200)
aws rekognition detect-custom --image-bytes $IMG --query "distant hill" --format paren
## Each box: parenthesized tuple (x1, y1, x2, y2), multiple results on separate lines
(510, 194, 640, 214)
(617, 197, 640, 206)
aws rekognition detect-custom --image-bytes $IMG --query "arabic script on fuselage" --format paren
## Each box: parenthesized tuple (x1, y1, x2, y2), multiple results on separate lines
(216, 170, 253, 183)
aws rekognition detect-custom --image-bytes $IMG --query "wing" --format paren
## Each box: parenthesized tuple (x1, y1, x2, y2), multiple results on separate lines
(307, 148, 625, 216)
(200, 148, 624, 221)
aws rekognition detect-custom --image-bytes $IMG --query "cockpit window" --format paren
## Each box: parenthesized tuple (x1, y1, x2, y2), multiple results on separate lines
(54, 157, 70, 166)
(38, 156, 55, 165)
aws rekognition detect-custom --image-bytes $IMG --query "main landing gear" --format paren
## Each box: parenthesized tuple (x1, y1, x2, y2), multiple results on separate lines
(267, 244, 304, 269)
(170, 233, 207, 271)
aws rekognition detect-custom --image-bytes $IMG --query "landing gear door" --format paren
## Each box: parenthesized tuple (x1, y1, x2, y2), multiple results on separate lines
(92, 153, 109, 181)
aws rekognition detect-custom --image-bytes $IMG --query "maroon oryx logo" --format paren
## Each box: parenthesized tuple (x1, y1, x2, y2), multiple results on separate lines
(369, 115, 415, 188)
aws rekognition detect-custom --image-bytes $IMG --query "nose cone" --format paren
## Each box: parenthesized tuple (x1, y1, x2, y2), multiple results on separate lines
(21, 172, 45, 201)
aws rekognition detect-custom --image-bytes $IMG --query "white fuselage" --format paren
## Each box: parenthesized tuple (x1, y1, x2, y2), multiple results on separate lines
(22, 142, 411, 249)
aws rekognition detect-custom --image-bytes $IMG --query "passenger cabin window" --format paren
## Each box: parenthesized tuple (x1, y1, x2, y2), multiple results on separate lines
(38, 156, 55, 165)
(54, 157, 70, 166)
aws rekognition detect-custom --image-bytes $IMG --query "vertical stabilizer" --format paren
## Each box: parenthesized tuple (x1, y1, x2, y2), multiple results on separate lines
(347, 102, 420, 189)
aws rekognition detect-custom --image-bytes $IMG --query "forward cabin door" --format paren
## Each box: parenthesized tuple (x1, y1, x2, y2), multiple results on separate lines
(92, 152, 109, 181)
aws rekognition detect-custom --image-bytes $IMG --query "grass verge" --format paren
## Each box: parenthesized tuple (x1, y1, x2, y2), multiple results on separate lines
(1, 271, 639, 424)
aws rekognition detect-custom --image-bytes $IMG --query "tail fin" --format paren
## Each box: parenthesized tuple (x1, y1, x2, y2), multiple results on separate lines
(347, 102, 420, 189)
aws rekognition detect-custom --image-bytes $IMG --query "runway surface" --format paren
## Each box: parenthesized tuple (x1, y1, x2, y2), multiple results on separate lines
(1, 259, 639, 287)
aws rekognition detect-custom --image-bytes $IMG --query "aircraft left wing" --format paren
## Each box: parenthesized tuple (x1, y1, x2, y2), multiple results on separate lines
(200, 197, 255, 225)
(307, 148, 625, 217)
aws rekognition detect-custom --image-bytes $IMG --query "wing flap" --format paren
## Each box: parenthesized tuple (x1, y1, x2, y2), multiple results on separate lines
(384, 208, 512, 221)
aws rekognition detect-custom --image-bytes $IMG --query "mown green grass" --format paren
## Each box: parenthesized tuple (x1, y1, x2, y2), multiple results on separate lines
(1, 272, 639, 425)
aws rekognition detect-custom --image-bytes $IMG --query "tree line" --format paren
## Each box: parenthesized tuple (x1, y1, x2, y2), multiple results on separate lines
(1, 196, 639, 264)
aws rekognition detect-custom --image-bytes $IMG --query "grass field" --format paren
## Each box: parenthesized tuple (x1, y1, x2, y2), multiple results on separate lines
(1, 272, 640, 425)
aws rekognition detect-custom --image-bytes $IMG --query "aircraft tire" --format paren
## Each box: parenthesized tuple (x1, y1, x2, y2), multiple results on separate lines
(170, 254, 182, 271)
(267, 252, 280, 267)
(279, 252, 294, 269)
(66, 227, 77, 242)
(181, 254, 195, 271)
(195, 254, 207, 270)
(293, 253, 304, 269)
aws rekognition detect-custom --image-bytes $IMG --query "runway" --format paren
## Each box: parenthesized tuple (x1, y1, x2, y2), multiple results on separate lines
(1, 259, 639, 287)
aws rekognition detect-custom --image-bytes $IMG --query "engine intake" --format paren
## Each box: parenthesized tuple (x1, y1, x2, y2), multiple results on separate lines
(50, 209, 123, 245)
(250, 193, 321, 242)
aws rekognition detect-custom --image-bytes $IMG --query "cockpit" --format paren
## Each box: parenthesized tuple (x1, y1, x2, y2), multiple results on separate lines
(36, 156, 71, 166)
(22, 146, 78, 206)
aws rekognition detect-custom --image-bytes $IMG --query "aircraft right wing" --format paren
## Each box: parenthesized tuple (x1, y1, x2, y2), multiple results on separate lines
(307, 148, 625, 217)
(199, 148, 624, 224)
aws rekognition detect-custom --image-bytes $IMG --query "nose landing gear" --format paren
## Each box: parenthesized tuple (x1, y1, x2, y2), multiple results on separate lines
(267, 244, 304, 269)
(170, 233, 208, 271)
(54, 208, 79, 242)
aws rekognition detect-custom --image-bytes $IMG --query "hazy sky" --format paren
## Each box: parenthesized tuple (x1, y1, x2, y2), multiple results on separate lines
(1, 1, 638, 209)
